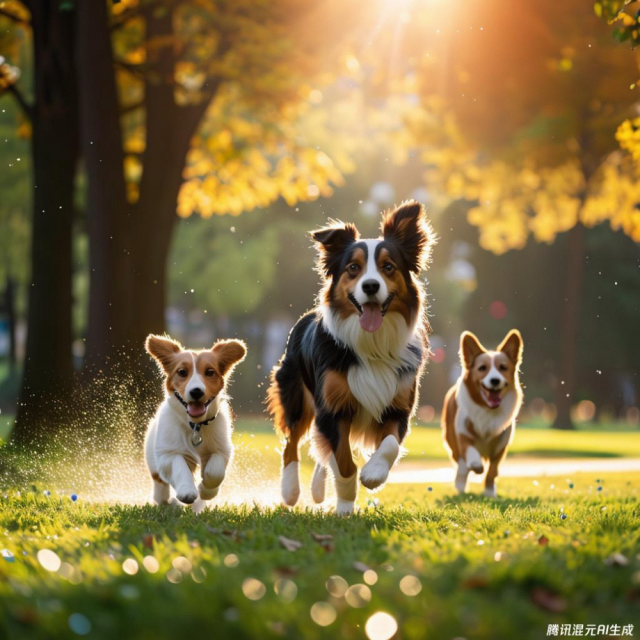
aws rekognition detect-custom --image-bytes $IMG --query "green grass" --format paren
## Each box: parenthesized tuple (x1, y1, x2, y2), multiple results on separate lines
(0, 474, 639, 639)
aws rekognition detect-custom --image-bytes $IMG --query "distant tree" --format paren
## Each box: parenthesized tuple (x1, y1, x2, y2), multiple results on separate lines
(410, 0, 640, 428)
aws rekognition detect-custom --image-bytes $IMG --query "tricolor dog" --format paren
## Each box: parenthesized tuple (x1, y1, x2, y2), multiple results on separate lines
(268, 201, 435, 514)
(144, 334, 246, 511)
(442, 329, 524, 497)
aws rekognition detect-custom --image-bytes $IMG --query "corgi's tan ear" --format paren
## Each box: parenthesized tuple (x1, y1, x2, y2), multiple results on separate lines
(460, 331, 486, 369)
(212, 339, 247, 377)
(145, 334, 183, 372)
(498, 329, 523, 367)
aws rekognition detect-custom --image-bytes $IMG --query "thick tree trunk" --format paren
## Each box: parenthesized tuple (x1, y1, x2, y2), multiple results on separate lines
(552, 222, 586, 430)
(76, 0, 132, 371)
(128, 7, 211, 349)
(5, 276, 16, 374)
(12, 1, 79, 446)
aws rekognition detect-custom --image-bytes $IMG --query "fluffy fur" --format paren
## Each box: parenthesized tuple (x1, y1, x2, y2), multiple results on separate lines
(442, 329, 524, 497)
(268, 201, 436, 514)
(144, 334, 246, 512)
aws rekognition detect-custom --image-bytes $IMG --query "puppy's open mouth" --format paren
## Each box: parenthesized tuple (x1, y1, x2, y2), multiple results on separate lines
(348, 293, 396, 333)
(481, 387, 503, 409)
(187, 402, 207, 418)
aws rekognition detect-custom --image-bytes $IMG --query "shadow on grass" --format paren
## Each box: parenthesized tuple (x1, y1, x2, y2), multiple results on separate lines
(509, 449, 621, 458)
(435, 493, 542, 511)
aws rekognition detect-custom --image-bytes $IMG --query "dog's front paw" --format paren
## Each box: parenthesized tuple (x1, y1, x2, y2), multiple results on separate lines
(483, 485, 497, 498)
(360, 458, 390, 490)
(176, 489, 198, 505)
(198, 482, 219, 501)
(336, 498, 355, 516)
(455, 478, 467, 493)
(192, 498, 210, 515)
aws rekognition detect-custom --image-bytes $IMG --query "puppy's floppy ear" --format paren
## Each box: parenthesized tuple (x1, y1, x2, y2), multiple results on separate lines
(381, 200, 436, 273)
(212, 339, 247, 377)
(311, 221, 359, 276)
(460, 331, 486, 369)
(145, 334, 182, 372)
(498, 329, 523, 367)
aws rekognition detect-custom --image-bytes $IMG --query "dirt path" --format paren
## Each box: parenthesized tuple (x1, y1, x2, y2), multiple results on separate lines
(388, 457, 640, 484)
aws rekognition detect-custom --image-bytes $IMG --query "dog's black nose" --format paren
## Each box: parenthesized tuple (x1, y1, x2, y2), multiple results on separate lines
(190, 388, 204, 400)
(490, 378, 500, 387)
(362, 280, 380, 296)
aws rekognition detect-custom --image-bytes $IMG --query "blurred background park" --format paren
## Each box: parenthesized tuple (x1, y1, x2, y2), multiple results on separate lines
(1, 0, 640, 451)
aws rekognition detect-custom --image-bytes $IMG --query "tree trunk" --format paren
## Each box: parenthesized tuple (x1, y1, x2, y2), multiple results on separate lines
(76, 0, 132, 371)
(12, 0, 79, 446)
(552, 222, 586, 430)
(5, 275, 16, 374)
(128, 7, 211, 349)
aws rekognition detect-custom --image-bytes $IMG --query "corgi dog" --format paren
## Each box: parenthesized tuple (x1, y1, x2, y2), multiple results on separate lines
(442, 329, 523, 497)
(268, 201, 436, 514)
(144, 334, 246, 511)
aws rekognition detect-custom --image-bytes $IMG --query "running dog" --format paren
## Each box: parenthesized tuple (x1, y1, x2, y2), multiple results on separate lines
(145, 334, 246, 511)
(442, 329, 523, 497)
(268, 201, 435, 514)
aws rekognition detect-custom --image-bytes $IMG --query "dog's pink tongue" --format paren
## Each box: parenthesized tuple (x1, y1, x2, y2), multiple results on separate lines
(486, 391, 502, 409)
(187, 402, 206, 417)
(360, 303, 383, 333)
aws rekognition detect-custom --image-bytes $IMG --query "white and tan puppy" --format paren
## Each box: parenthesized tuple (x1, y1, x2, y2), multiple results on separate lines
(144, 334, 246, 512)
(442, 329, 523, 497)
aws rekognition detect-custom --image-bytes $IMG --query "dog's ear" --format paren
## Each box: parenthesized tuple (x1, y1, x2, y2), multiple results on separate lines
(460, 331, 486, 369)
(498, 329, 523, 367)
(380, 200, 436, 273)
(145, 334, 182, 372)
(311, 222, 359, 277)
(212, 339, 247, 377)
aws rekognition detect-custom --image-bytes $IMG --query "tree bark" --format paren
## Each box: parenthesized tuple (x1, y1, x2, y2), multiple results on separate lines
(128, 7, 211, 350)
(552, 222, 586, 430)
(76, 0, 132, 371)
(12, 0, 79, 446)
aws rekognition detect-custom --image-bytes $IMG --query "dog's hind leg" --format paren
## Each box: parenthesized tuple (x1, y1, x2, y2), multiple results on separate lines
(310, 463, 327, 503)
(151, 473, 171, 505)
(455, 460, 470, 493)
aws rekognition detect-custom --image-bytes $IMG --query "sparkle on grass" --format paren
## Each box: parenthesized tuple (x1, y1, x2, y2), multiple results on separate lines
(122, 558, 139, 575)
(363, 569, 378, 585)
(224, 553, 239, 567)
(365, 612, 398, 640)
(326, 575, 349, 597)
(142, 556, 159, 573)
(310, 602, 337, 626)
(274, 578, 298, 603)
(172, 556, 192, 574)
(242, 578, 266, 600)
(68, 613, 92, 636)
(37, 549, 61, 572)
(399, 575, 422, 596)
(345, 584, 372, 608)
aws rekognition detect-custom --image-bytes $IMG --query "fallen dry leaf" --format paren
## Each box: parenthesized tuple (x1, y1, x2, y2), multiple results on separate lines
(279, 536, 303, 552)
(605, 552, 629, 567)
(311, 533, 333, 543)
(538, 535, 549, 546)
(143, 534, 154, 549)
(530, 587, 567, 613)
(462, 576, 490, 590)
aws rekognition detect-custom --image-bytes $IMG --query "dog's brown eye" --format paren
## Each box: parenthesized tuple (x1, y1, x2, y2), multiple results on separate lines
(205, 369, 216, 377)
(177, 369, 188, 377)
(383, 262, 395, 274)
(478, 365, 487, 372)
(347, 263, 361, 276)
(499, 364, 508, 372)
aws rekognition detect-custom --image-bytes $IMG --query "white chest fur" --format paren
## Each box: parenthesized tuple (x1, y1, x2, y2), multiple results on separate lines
(322, 308, 421, 422)
(455, 380, 520, 441)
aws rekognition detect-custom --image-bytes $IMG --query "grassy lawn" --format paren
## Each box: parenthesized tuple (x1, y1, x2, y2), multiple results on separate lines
(0, 473, 639, 639)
